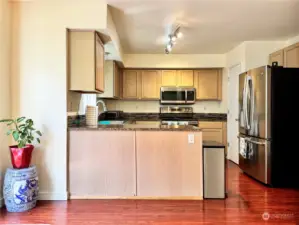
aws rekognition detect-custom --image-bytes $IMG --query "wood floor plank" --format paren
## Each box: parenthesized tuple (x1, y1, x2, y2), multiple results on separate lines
(1, 161, 299, 224)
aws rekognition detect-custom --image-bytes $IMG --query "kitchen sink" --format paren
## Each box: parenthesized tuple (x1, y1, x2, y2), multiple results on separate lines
(98, 120, 125, 125)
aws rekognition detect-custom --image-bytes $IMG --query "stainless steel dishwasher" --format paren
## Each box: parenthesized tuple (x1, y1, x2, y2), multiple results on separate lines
(203, 141, 226, 199)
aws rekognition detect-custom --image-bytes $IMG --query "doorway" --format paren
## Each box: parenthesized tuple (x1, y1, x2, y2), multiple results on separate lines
(227, 64, 241, 164)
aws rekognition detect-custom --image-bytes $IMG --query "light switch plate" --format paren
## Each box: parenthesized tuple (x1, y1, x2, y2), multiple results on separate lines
(188, 134, 194, 144)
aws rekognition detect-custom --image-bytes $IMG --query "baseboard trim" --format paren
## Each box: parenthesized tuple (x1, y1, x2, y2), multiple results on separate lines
(70, 195, 203, 200)
(0, 197, 4, 208)
(38, 192, 68, 200)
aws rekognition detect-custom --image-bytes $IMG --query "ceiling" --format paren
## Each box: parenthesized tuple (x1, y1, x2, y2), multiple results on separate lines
(108, 0, 299, 54)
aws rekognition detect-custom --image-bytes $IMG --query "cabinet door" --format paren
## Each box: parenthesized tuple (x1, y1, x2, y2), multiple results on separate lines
(114, 62, 120, 98)
(178, 70, 194, 86)
(284, 43, 299, 68)
(69, 131, 136, 198)
(123, 70, 140, 99)
(201, 129, 223, 143)
(194, 69, 222, 100)
(136, 131, 203, 197)
(95, 33, 104, 92)
(162, 70, 178, 86)
(141, 70, 161, 99)
(269, 49, 284, 66)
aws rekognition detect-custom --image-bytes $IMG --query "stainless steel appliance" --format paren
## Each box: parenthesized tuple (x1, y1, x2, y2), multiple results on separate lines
(203, 141, 226, 199)
(160, 87, 196, 104)
(160, 106, 198, 126)
(238, 65, 299, 187)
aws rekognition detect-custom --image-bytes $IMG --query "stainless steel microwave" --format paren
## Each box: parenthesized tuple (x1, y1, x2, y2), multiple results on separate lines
(160, 87, 196, 104)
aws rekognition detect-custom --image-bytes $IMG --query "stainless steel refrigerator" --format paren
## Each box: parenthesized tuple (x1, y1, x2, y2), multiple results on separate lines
(238, 65, 299, 187)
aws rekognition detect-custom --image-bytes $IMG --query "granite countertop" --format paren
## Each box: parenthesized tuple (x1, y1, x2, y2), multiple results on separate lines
(68, 124, 201, 132)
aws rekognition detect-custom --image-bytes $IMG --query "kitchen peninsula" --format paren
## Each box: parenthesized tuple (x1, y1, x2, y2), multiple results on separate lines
(68, 124, 203, 199)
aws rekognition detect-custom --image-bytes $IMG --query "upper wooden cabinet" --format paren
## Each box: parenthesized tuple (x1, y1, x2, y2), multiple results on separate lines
(177, 70, 194, 86)
(141, 70, 161, 99)
(161, 70, 193, 87)
(269, 49, 284, 66)
(284, 43, 299, 68)
(123, 70, 141, 99)
(194, 69, 222, 100)
(98, 61, 121, 99)
(68, 30, 104, 93)
(162, 70, 177, 86)
(114, 63, 121, 98)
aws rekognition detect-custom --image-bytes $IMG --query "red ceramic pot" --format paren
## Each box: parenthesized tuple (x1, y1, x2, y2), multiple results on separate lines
(9, 144, 34, 169)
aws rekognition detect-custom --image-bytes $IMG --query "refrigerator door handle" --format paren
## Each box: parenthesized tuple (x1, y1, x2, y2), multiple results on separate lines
(244, 75, 250, 130)
(242, 75, 248, 129)
(245, 138, 265, 145)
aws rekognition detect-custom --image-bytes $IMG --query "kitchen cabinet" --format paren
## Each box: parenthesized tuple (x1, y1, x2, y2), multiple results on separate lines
(194, 69, 222, 100)
(98, 61, 121, 99)
(284, 43, 299, 68)
(69, 131, 136, 198)
(269, 49, 284, 66)
(141, 70, 161, 99)
(198, 121, 227, 154)
(177, 70, 194, 86)
(162, 70, 178, 86)
(114, 63, 121, 98)
(161, 70, 193, 87)
(122, 70, 141, 99)
(136, 131, 203, 197)
(68, 30, 104, 93)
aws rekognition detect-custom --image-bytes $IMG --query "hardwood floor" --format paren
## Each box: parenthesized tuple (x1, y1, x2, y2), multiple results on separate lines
(1, 161, 299, 224)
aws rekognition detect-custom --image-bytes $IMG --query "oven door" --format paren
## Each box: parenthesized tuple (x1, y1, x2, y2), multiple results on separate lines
(160, 89, 186, 104)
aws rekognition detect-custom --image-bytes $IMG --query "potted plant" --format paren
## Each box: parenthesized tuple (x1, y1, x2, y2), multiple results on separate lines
(0, 117, 42, 169)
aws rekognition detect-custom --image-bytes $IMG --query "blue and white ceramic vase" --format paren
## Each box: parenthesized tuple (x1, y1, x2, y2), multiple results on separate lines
(3, 166, 39, 212)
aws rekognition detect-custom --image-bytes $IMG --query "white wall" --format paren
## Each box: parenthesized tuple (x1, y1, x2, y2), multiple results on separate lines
(0, 0, 11, 206)
(226, 42, 246, 72)
(124, 54, 226, 68)
(245, 41, 285, 70)
(286, 34, 299, 46)
(11, 0, 107, 200)
(226, 41, 285, 71)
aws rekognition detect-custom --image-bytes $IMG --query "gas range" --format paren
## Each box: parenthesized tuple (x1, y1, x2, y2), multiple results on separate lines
(159, 106, 198, 126)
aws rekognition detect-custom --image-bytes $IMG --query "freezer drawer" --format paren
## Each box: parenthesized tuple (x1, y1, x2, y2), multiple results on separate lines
(238, 134, 271, 184)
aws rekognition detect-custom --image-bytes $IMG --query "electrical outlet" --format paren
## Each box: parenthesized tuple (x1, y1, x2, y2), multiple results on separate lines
(188, 134, 194, 144)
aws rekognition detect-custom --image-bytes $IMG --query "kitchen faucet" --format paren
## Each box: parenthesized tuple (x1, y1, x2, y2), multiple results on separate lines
(96, 99, 107, 112)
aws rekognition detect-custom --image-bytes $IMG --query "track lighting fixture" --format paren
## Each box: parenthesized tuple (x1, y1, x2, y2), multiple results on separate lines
(165, 26, 182, 54)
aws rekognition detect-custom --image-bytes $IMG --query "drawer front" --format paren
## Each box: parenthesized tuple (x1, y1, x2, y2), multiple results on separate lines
(202, 129, 223, 143)
(198, 121, 223, 129)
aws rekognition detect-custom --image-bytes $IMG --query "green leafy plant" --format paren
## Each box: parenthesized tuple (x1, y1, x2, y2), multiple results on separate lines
(0, 117, 42, 148)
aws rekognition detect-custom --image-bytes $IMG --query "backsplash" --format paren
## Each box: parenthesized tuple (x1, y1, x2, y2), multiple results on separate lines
(104, 100, 227, 113)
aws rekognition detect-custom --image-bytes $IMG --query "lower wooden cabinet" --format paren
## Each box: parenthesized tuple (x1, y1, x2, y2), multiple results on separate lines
(194, 69, 222, 100)
(69, 131, 136, 198)
(136, 131, 203, 197)
(198, 121, 227, 154)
